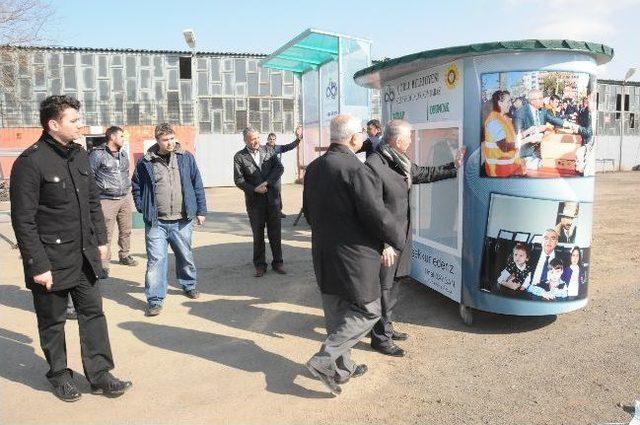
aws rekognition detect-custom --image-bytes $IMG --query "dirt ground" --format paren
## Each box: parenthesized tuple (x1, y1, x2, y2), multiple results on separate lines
(0, 172, 638, 425)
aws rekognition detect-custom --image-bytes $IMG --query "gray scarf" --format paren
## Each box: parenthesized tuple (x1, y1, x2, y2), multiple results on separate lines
(379, 142, 412, 189)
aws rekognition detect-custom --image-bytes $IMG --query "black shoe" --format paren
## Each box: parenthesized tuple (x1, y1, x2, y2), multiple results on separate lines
(352, 364, 368, 378)
(145, 304, 162, 316)
(91, 373, 132, 397)
(391, 330, 409, 341)
(53, 379, 81, 402)
(66, 308, 77, 320)
(100, 268, 110, 279)
(184, 289, 199, 299)
(272, 265, 287, 275)
(335, 364, 368, 384)
(119, 255, 138, 266)
(305, 361, 341, 396)
(372, 343, 405, 357)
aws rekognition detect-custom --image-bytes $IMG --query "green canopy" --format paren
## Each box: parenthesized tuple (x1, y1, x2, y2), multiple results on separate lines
(260, 29, 369, 74)
(355, 39, 614, 89)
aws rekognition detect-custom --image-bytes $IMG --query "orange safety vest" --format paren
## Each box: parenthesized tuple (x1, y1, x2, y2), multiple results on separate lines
(482, 111, 522, 177)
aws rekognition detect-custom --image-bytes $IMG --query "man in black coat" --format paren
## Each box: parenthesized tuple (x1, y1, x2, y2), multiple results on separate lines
(356, 118, 383, 157)
(234, 127, 285, 277)
(10, 95, 132, 402)
(303, 114, 404, 396)
(366, 119, 465, 357)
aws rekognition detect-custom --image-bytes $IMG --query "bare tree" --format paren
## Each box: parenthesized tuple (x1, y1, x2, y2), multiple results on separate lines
(0, 0, 54, 122)
(0, 0, 53, 46)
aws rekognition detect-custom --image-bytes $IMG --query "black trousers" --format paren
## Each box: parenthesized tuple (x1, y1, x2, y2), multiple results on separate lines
(371, 261, 401, 348)
(247, 200, 282, 269)
(31, 264, 114, 386)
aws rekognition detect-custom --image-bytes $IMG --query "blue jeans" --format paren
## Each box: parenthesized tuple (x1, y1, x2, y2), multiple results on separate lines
(144, 219, 197, 306)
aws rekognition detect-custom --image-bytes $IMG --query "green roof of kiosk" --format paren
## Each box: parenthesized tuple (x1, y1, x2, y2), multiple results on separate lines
(355, 39, 614, 89)
(260, 28, 370, 74)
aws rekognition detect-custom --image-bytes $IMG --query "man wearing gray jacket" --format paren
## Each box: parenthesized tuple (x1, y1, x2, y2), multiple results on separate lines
(88, 126, 137, 276)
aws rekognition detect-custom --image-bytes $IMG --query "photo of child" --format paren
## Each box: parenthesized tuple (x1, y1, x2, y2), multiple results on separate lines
(561, 246, 587, 297)
(496, 242, 533, 290)
(480, 194, 591, 302)
(524, 258, 569, 301)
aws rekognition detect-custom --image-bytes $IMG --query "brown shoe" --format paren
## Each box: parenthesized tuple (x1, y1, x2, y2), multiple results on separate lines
(273, 265, 287, 275)
(255, 267, 266, 277)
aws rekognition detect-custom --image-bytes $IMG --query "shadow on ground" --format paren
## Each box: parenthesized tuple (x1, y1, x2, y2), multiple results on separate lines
(0, 328, 50, 392)
(394, 278, 557, 334)
(119, 321, 331, 399)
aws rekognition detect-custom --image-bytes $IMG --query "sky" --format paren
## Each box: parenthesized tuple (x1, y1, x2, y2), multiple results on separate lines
(43, 0, 640, 81)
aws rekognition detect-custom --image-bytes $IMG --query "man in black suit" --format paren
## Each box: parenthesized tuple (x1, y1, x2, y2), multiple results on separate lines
(366, 119, 465, 357)
(233, 127, 285, 277)
(303, 114, 403, 396)
(526, 229, 565, 288)
(356, 118, 383, 157)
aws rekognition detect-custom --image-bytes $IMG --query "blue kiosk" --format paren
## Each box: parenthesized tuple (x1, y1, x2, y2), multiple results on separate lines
(354, 40, 613, 324)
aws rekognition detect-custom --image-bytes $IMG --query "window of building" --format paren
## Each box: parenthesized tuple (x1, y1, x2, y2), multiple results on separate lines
(198, 72, 209, 96)
(63, 53, 76, 66)
(248, 73, 259, 96)
(154, 81, 165, 101)
(126, 56, 137, 78)
(83, 67, 95, 90)
(98, 80, 110, 101)
(210, 58, 221, 81)
(213, 111, 222, 133)
(235, 59, 246, 83)
(127, 80, 137, 101)
(81, 54, 93, 66)
(98, 55, 108, 78)
(168, 69, 178, 90)
(140, 69, 151, 90)
(34, 66, 46, 89)
(179, 57, 192, 79)
(63, 67, 77, 90)
(153, 56, 163, 77)
(236, 110, 247, 131)
(112, 68, 124, 91)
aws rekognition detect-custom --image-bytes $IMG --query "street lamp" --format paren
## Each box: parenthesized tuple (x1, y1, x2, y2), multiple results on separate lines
(183, 29, 197, 130)
(619, 67, 636, 170)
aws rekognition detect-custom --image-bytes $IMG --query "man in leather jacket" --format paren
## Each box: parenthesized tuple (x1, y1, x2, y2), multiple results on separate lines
(89, 126, 137, 275)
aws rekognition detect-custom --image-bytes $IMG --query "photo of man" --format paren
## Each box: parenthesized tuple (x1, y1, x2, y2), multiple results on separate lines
(480, 71, 596, 178)
(480, 194, 591, 301)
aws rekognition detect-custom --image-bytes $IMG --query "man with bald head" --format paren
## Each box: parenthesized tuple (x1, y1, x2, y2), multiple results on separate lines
(366, 119, 465, 356)
(303, 114, 403, 396)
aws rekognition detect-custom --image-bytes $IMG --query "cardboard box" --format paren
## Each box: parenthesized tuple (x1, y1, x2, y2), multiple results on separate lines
(540, 133, 582, 160)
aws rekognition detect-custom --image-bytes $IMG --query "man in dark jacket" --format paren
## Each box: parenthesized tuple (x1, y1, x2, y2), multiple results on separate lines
(356, 119, 383, 158)
(88, 125, 137, 275)
(233, 127, 285, 277)
(10, 95, 131, 402)
(303, 114, 404, 396)
(266, 126, 303, 219)
(365, 119, 465, 357)
(131, 123, 207, 316)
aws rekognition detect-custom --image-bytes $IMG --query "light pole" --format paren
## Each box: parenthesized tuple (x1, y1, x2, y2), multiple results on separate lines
(619, 67, 636, 170)
(183, 29, 197, 131)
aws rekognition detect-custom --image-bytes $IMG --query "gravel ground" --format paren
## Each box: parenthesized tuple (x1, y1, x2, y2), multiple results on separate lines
(0, 172, 638, 425)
